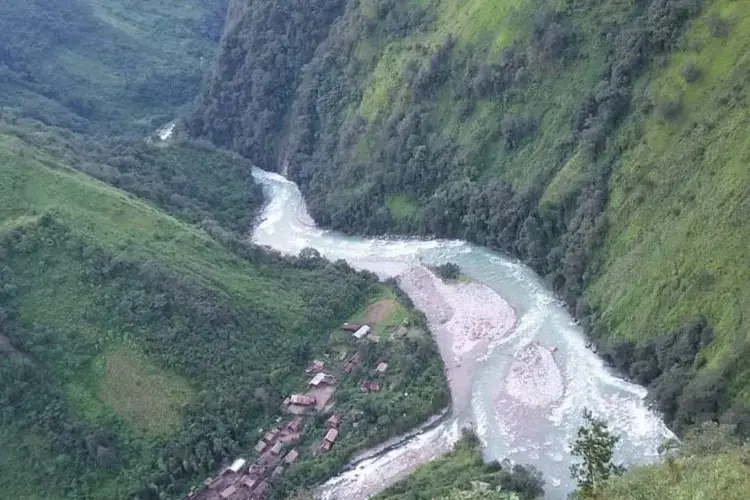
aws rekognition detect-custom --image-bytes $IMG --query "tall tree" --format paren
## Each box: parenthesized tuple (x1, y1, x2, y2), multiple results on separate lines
(569, 409, 624, 498)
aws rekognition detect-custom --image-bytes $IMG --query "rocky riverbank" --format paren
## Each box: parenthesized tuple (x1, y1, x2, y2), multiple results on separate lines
(398, 265, 517, 411)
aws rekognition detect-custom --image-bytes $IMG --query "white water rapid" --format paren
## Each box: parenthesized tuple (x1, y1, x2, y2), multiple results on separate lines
(249, 167, 673, 499)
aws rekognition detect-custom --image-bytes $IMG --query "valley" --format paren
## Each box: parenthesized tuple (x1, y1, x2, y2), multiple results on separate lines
(2, 0, 750, 499)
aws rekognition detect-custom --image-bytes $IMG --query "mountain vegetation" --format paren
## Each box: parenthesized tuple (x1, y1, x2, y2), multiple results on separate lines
(575, 422, 750, 499)
(189, 0, 750, 437)
(0, 0, 227, 134)
(3, 0, 750, 498)
(0, 2, 448, 499)
(375, 430, 544, 500)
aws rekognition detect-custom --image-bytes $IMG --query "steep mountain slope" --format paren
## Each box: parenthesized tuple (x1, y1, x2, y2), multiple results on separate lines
(0, 134, 448, 499)
(0, 2, 453, 499)
(589, 423, 750, 499)
(0, 0, 227, 133)
(189, 0, 750, 434)
(0, 134, 365, 498)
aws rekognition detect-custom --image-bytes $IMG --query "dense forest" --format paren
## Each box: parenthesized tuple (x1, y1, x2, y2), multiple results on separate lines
(0, 1, 448, 499)
(0, 0, 227, 133)
(189, 0, 750, 437)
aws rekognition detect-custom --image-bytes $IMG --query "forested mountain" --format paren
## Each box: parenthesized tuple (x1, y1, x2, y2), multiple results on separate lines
(0, 0, 227, 133)
(0, 2, 449, 499)
(189, 0, 750, 436)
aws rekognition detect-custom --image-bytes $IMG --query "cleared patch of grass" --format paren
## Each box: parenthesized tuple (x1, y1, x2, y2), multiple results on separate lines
(349, 288, 409, 339)
(420, 0, 530, 50)
(386, 194, 419, 221)
(95, 348, 193, 434)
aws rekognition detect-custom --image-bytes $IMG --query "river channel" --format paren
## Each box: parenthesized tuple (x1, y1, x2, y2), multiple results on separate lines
(249, 167, 673, 499)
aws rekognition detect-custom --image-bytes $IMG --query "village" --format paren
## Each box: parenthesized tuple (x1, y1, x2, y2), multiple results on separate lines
(186, 315, 402, 500)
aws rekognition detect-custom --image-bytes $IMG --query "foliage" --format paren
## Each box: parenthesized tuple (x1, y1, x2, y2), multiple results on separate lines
(569, 409, 624, 498)
(0, 137, 447, 499)
(375, 429, 544, 500)
(188, 0, 750, 440)
(589, 422, 750, 500)
(187, 0, 347, 168)
(434, 262, 462, 281)
(0, 0, 225, 133)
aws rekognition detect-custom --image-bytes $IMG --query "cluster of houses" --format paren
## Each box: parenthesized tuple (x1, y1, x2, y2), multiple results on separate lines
(188, 418, 303, 500)
(187, 321, 392, 499)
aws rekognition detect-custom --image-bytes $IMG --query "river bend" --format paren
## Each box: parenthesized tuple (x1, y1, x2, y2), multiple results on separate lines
(250, 168, 673, 499)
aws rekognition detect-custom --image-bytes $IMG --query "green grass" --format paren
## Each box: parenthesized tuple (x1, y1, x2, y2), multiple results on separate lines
(0, 133, 299, 312)
(387, 195, 420, 221)
(419, 0, 530, 50)
(95, 347, 194, 434)
(598, 450, 750, 499)
(588, 2, 750, 372)
(348, 288, 410, 339)
(376, 434, 527, 500)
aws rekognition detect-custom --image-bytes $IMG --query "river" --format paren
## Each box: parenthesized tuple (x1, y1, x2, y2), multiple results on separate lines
(249, 167, 673, 499)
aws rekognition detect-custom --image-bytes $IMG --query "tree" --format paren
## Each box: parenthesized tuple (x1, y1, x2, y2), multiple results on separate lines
(569, 409, 624, 498)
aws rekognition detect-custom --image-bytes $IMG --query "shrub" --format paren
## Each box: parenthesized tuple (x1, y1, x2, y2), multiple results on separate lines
(708, 13, 730, 38)
(655, 95, 682, 121)
(680, 61, 701, 83)
(434, 262, 461, 281)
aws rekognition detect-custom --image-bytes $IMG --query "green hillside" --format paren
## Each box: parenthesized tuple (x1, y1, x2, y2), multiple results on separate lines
(0, 0, 227, 133)
(374, 431, 543, 500)
(584, 423, 750, 500)
(190, 0, 750, 434)
(0, 134, 448, 499)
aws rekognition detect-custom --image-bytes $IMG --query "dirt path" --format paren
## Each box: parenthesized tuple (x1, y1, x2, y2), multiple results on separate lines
(364, 298, 398, 324)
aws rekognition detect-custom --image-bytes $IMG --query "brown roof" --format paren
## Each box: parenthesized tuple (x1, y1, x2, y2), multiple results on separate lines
(242, 476, 261, 491)
(270, 441, 283, 455)
(248, 464, 265, 476)
(361, 381, 381, 393)
(263, 428, 280, 442)
(343, 322, 363, 332)
(320, 440, 332, 452)
(253, 481, 269, 498)
(324, 428, 339, 443)
(326, 413, 343, 428)
(287, 416, 303, 432)
(220, 485, 238, 499)
(289, 394, 316, 406)
(283, 449, 300, 464)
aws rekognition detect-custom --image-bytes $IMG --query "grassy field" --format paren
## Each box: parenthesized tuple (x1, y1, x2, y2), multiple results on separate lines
(347, 288, 410, 339)
(96, 348, 195, 434)
(599, 450, 750, 499)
